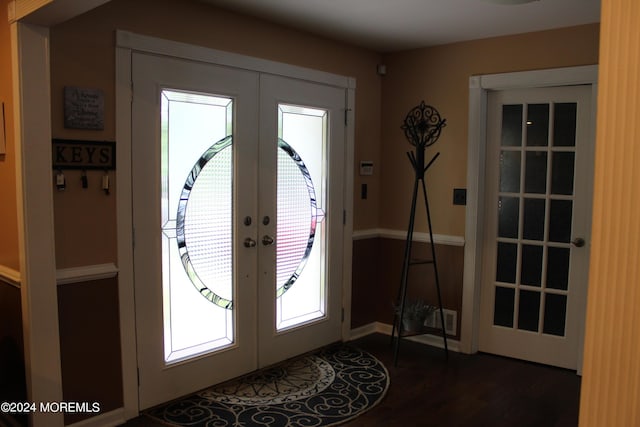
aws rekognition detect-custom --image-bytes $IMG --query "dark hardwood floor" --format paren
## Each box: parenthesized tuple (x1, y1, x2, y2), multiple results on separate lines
(120, 333, 581, 427)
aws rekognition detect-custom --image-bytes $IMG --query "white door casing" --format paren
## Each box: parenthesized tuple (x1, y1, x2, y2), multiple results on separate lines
(461, 66, 597, 373)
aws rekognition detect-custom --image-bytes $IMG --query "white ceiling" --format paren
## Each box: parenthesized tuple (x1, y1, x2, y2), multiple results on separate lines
(201, 0, 600, 52)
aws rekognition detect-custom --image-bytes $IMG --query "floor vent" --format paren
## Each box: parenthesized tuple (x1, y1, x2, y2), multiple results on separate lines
(425, 309, 457, 336)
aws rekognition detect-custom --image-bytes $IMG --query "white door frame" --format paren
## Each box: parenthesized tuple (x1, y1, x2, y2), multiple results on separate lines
(115, 30, 355, 417)
(460, 65, 598, 371)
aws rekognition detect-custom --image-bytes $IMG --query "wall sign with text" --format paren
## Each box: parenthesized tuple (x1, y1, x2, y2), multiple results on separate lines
(52, 139, 115, 170)
(64, 86, 105, 130)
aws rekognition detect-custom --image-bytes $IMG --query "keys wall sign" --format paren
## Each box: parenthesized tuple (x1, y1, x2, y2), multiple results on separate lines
(52, 139, 115, 170)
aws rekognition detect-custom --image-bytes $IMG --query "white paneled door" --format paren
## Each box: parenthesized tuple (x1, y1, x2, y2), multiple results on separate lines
(132, 53, 346, 409)
(479, 85, 593, 370)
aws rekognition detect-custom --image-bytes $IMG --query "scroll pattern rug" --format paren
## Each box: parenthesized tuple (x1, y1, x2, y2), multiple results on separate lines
(146, 344, 389, 427)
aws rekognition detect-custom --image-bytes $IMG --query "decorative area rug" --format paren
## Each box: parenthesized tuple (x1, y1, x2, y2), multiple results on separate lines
(146, 344, 389, 427)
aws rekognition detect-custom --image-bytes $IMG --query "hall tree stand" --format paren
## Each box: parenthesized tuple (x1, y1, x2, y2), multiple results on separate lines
(391, 101, 448, 366)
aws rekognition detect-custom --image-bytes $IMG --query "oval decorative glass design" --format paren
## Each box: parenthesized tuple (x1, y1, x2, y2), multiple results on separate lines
(276, 138, 325, 298)
(176, 135, 322, 309)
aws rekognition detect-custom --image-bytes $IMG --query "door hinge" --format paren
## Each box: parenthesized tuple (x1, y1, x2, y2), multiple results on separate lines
(344, 108, 351, 126)
(343, 210, 346, 225)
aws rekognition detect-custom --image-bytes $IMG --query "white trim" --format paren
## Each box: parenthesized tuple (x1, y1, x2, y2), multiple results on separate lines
(12, 21, 64, 426)
(349, 322, 461, 353)
(116, 31, 356, 91)
(0, 265, 21, 288)
(475, 65, 598, 90)
(115, 44, 139, 420)
(461, 65, 598, 357)
(15, 0, 111, 26)
(341, 88, 356, 342)
(55, 263, 118, 285)
(66, 408, 126, 427)
(352, 228, 465, 246)
(116, 30, 356, 421)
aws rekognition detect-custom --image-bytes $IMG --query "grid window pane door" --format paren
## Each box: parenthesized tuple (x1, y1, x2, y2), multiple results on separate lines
(480, 85, 593, 370)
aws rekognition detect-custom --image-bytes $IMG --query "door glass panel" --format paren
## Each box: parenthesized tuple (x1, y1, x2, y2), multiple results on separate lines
(518, 290, 541, 332)
(161, 89, 234, 364)
(498, 196, 519, 238)
(524, 151, 547, 194)
(276, 104, 327, 331)
(496, 242, 517, 284)
(494, 286, 515, 327)
(501, 105, 523, 147)
(526, 104, 549, 146)
(520, 244, 543, 287)
(553, 103, 577, 147)
(551, 152, 575, 195)
(547, 247, 570, 290)
(499, 151, 521, 193)
(543, 293, 568, 336)
(549, 200, 573, 243)
(523, 198, 545, 241)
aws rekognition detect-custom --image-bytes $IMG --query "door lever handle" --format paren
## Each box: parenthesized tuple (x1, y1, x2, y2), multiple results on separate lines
(262, 235, 275, 246)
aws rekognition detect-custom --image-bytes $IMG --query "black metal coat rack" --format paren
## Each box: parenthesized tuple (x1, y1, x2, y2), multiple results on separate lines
(391, 101, 448, 366)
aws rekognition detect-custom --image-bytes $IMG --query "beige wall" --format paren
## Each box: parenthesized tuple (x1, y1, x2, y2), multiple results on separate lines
(579, 1, 640, 425)
(50, 0, 383, 268)
(0, 0, 20, 271)
(380, 24, 600, 237)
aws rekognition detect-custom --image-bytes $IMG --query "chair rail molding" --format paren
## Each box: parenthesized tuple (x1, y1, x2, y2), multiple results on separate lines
(0, 265, 21, 287)
(56, 263, 118, 285)
(352, 228, 465, 247)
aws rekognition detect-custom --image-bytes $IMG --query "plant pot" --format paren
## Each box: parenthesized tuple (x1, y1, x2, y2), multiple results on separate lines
(402, 318, 424, 333)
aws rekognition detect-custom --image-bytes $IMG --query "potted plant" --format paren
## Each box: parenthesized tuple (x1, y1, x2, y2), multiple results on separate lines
(395, 299, 436, 333)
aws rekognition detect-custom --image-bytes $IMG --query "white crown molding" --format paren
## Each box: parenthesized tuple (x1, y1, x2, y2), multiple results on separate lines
(352, 228, 465, 246)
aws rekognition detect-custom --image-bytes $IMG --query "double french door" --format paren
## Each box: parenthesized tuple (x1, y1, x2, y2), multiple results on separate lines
(132, 53, 347, 409)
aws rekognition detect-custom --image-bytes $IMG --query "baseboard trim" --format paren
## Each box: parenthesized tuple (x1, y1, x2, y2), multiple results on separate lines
(350, 321, 461, 352)
(352, 228, 465, 247)
(66, 408, 126, 427)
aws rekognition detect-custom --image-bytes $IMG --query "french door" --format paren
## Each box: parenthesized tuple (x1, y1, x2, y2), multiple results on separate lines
(479, 85, 593, 370)
(132, 53, 346, 409)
